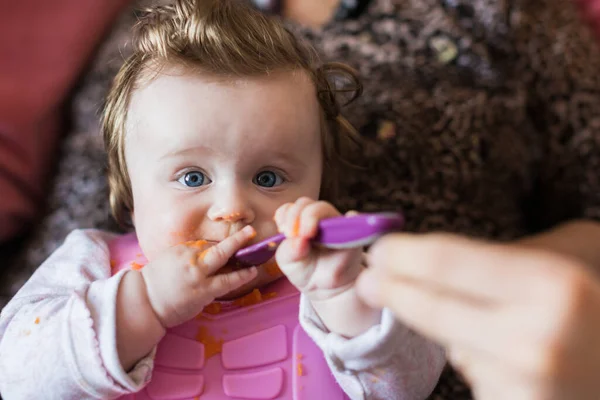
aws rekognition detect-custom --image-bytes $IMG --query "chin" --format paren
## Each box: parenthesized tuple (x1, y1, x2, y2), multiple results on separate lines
(217, 286, 257, 301)
(216, 267, 282, 300)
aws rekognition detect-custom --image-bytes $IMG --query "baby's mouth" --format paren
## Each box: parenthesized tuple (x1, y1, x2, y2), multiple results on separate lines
(219, 262, 247, 274)
(188, 233, 271, 271)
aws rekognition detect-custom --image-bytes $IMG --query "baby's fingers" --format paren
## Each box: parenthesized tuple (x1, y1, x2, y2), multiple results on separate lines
(296, 201, 341, 238)
(201, 226, 256, 275)
(276, 236, 311, 265)
(275, 237, 315, 289)
(275, 198, 340, 239)
(206, 267, 258, 298)
(274, 197, 313, 237)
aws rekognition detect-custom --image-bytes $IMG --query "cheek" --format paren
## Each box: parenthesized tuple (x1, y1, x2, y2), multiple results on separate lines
(307, 163, 323, 199)
(133, 196, 203, 260)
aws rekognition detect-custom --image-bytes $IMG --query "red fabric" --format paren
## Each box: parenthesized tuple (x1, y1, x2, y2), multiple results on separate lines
(575, 0, 600, 37)
(0, 0, 132, 242)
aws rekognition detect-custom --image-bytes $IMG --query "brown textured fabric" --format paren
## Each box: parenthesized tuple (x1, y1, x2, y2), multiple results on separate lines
(2, 0, 600, 398)
(292, 0, 600, 397)
(301, 0, 600, 239)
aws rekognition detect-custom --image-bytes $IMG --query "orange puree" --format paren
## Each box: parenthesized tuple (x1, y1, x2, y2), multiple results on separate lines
(197, 248, 210, 263)
(264, 261, 282, 277)
(198, 290, 277, 319)
(230, 289, 278, 308)
(131, 262, 144, 271)
(223, 212, 241, 222)
(195, 326, 224, 360)
(202, 303, 222, 315)
(292, 217, 300, 237)
(233, 289, 263, 307)
(185, 240, 209, 249)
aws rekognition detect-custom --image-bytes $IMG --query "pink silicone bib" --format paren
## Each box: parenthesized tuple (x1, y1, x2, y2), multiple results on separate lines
(110, 233, 349, 400)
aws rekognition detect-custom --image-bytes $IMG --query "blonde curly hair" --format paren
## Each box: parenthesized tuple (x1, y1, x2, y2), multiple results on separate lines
(102, 0, 362, 227)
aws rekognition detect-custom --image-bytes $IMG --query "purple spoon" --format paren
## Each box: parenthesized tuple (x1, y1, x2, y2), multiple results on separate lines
(232, 212, 405, 266)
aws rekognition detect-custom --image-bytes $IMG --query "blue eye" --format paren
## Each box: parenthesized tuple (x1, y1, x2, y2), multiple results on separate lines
(178, 171, 208, 188)
(254, 171, 283, 188)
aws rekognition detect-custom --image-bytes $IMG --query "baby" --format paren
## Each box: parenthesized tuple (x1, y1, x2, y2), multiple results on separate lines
(0, 1, 445, 399)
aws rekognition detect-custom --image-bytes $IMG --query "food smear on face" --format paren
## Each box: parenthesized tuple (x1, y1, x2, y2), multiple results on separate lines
(223, 212, 241, 222)
(34, 317, 40, 324)
(185, 239, 209, 249)
(170, 229, 195, 244)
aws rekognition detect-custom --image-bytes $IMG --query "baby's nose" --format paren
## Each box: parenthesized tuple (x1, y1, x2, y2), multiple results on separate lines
(207, 197, 255, 225)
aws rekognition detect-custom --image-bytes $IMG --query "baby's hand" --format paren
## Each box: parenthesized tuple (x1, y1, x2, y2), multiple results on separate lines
(274, 197, 364, 301)
(274, 198, 380, 337)
(140, 226, 258, 328)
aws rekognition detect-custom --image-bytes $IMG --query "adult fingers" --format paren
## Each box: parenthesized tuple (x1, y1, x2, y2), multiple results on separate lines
(367, 233, 570, 303)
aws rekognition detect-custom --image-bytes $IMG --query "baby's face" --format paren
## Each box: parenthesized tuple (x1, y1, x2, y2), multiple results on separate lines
(125, 68, 323, 297)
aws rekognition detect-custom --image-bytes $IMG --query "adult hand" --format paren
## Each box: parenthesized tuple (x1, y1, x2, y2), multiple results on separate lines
(356, 232, 600, 400)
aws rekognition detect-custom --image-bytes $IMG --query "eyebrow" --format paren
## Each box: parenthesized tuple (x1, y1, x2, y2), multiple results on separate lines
(158, 145, 212, 162)
(158, 145, 309, 169)
(259, 149, 310, 170)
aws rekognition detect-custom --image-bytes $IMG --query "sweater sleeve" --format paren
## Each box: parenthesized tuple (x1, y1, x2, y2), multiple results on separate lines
(0, 229, 155, 400)
(299, 294, 446, 400)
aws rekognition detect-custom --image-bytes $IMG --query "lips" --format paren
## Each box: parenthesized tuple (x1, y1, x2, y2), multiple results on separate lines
(187, 236, 265, 271)
(219, 260, 255, 274)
